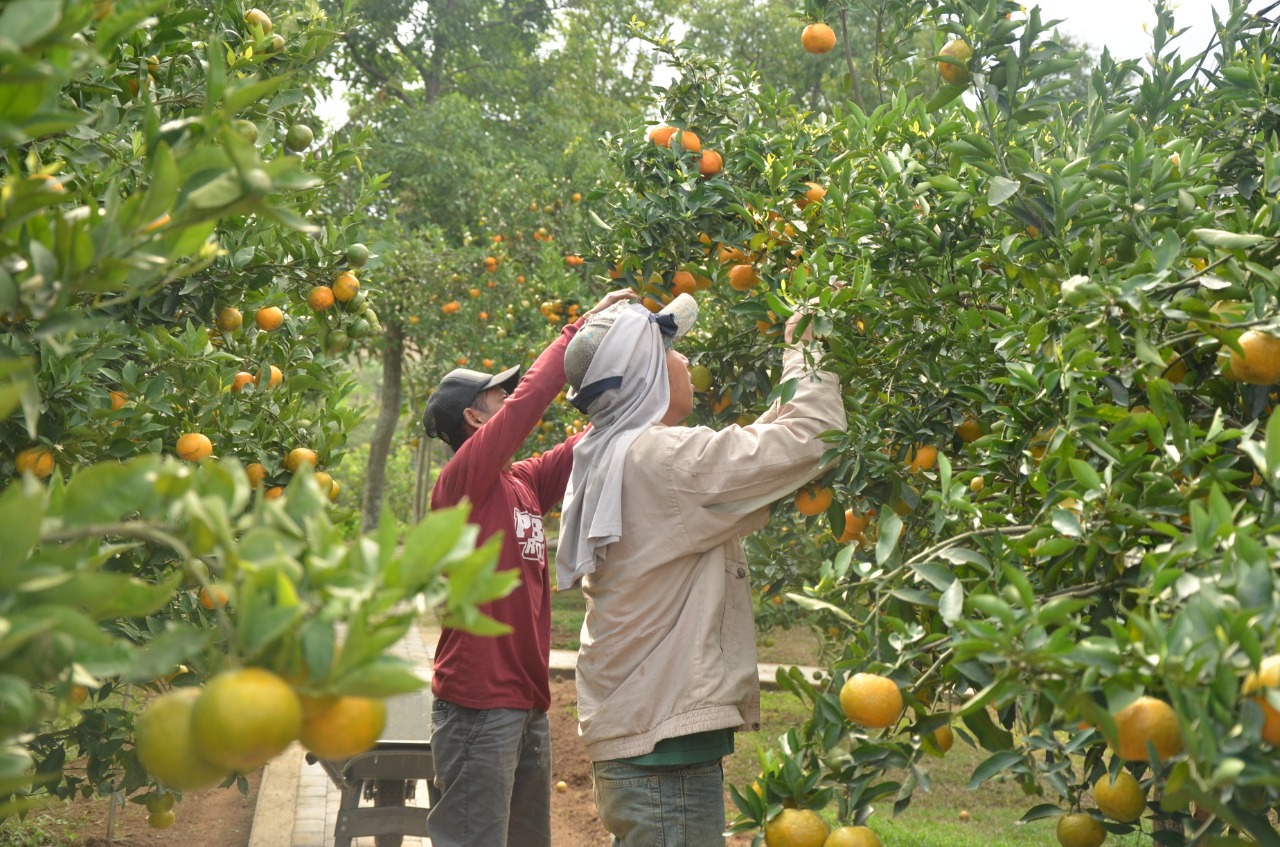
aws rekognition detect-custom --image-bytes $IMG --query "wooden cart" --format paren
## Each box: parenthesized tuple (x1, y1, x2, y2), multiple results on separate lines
(307, 690, 438, 847)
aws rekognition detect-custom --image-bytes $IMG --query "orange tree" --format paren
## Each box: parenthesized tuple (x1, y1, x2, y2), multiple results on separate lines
(0, 0, 509, 821)
(587, 2, 1280, 843)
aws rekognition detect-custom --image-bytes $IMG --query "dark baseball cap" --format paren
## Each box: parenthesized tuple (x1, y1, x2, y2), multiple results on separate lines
(422, 365, 522, 450)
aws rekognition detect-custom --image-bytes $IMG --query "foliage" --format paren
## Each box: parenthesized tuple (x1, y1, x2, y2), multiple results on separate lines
(586, 0, 1280, 843)
(0, 0, 508, 821)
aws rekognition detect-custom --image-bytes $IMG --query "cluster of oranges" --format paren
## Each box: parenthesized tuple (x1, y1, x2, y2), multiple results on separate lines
(135, 666, 387, 799)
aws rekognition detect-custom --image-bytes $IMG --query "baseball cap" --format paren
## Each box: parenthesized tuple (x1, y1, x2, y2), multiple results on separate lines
(422, 365, 522, 450)
(565, 293, 699, 391)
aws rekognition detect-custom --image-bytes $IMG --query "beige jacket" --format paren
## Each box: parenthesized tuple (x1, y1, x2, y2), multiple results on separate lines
(576, 345, 847, 761)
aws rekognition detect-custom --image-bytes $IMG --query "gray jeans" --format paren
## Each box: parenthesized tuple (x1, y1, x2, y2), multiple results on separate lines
(427, 699, 551, 847)
(592, 758, 726, 846)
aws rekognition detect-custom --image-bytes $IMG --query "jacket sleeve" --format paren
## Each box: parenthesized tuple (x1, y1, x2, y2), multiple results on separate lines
(661, 344, 846, 547)
(432, 322, 580, 508)
(511, 427, 589, 514)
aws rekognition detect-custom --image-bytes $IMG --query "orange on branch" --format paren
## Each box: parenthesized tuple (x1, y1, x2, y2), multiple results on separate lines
(15, 446, 55, 478)
(299, 696, 387, 761)
(801, 22, 837, 54)
(191, 667, 302, 773)
(765, 808, 830, 847)
(1112, 696, 1182, 761)
(795, 486, 834, 516)
(135, 688, 228, 791)
(332, 272, 360, 303)
(307, 286, 335, 311)
(697, 149, 723, 177)
(285, 447, 318, 473)
(255, 306, 284, 332)
(176, 433, 213, 462)
(728, 263, 759, 291)
(840, 673, 903, 728)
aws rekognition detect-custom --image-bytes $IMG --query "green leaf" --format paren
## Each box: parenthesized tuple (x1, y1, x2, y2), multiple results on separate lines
(987, 176, 1021, 205)
(0, 0, 61, 48)
(968, 750, 1024, 788)
(1190, 228, 1271, 250)
(876, 512, 902, 565)
(0, 483, 44, 582)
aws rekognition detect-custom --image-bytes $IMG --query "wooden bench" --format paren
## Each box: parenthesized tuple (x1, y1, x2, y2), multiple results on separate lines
(307, 689, 437, 847)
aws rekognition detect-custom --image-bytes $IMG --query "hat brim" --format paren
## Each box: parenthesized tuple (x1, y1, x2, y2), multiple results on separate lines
(484, 364, 522, 395)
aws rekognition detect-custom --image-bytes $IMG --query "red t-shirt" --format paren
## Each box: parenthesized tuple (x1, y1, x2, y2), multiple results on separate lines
(430, 321, 584, 712)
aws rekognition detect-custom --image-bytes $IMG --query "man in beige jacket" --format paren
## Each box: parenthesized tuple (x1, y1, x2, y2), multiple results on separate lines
(556, 294, 846, 845)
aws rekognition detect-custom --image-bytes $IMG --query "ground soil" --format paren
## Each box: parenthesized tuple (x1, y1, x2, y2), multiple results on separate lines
(35, 676, 752, 846)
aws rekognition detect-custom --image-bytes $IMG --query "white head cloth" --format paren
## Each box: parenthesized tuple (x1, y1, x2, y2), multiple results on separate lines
(556, 304, 673, 590)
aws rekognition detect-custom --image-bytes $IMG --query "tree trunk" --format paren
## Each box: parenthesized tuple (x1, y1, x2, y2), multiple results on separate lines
(361, 322, 404, 532)
(413, 436, 433, 523)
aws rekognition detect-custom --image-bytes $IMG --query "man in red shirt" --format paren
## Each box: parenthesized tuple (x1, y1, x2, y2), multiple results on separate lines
(420, 289, 632, 847)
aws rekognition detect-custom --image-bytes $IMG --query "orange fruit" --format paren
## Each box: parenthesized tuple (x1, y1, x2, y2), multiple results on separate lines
(244, 8, 272, 33)
(255, 306, 284, 331)
(332, 272, 360, 302)
(798, 182, 827, 209)
(795, 486, 834, 516)
(215, 307, 243, 332)
(1242, 655, 1280, 745)
(265, 486, 285, 500)
(930, 724, 955, 754)
(231, 371, 256, 393)
(937, 39, 974, 85)
(261, 365, 283, 389)
(299, 696, 387, 760)
(969, 476, 985, 493)
(327, 480, 340, 501)
(135, 688, 228, 791)
(698, 149, 723, 177)
(728, 263, 759, 291)
(245, 463, 268, 488)
(1093, 771, 1147, 822)
(198, 585, 228, 610)
(905, 444, 938, 472)
(1112, 696, 1182, 761)
(840, 673, 903, 728)
(824, 826, 881, 847)
(711, 390, 732, 415)
(1229, 330, 1280, 385)
(191, 667, 302, 772)
(442, 301, 461, 315)
(837, 508, 874, 544)
(956, 418, 982, 443)
(307, 285, 335, 311)
(671, 270, 697, 296)
(285, 447, 318, 472)
(689, 364, 713, 393)
(176, 433, 213, 462)
(148, 810, 176, 829)
(16, 446, 55, 478)
(764, 808, 830, 847)
(109, 389, 128, 410)
(1055, 812, 1105, 847)
(802, 22, 837, 54)
(648, 124, 679, 147)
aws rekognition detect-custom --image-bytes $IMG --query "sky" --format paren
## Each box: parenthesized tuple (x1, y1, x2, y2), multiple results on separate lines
(1032, 0, 1271, 60)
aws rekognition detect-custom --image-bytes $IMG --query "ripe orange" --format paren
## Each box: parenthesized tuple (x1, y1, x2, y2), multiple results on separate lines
(1093, 771, 1147, 822)
(198, 585, 229, 610)
(109, 389, 128, 410)
(1055, 812, 1105, 847)
(285, 447, 318, 472)
(1229, 330, 1280, 385)
(798, 182, 827, 209)
(905, 444, 938, 472)
(255, 306, 284, 331)
(837, 508, 874, 544)
(956, 418, 982, 443)
(265, 486, 285, 500)
(648, 124, 679, 147)
(728, 263, 759, 291)
(231, 371, 256, 392)
(216, 307, 243, 332)
(327, 480, 340, 501)
(176, 433, 213, 462)
(1242, 655, 1280, 745)
(671, 270, 697, 296)
(795, 486, 834, 516)
(483, 256, 499, 271)
(711, 390, 732, 415)
(261, 365, 283, 389)
(824, 825, 881, 847)
(840, 673, 903, 728)
(698, 149, 723, 177)
(191, 667, 302, 772)
(1112, 696, 1182, 761)
(332, 272, 360, 302)
(937, 39, 974, 85)
(16, 446, 55, 478)
(135, 688, 228, 791)
(764, 808, 830, 847)
(299, 696, 387, 760)
(801, 22, 837, 54)
(930, 724, 955, 754)
(245, 463, 268, 488)
(307, 285, 335, 311)
(442, 300, 461, 315)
